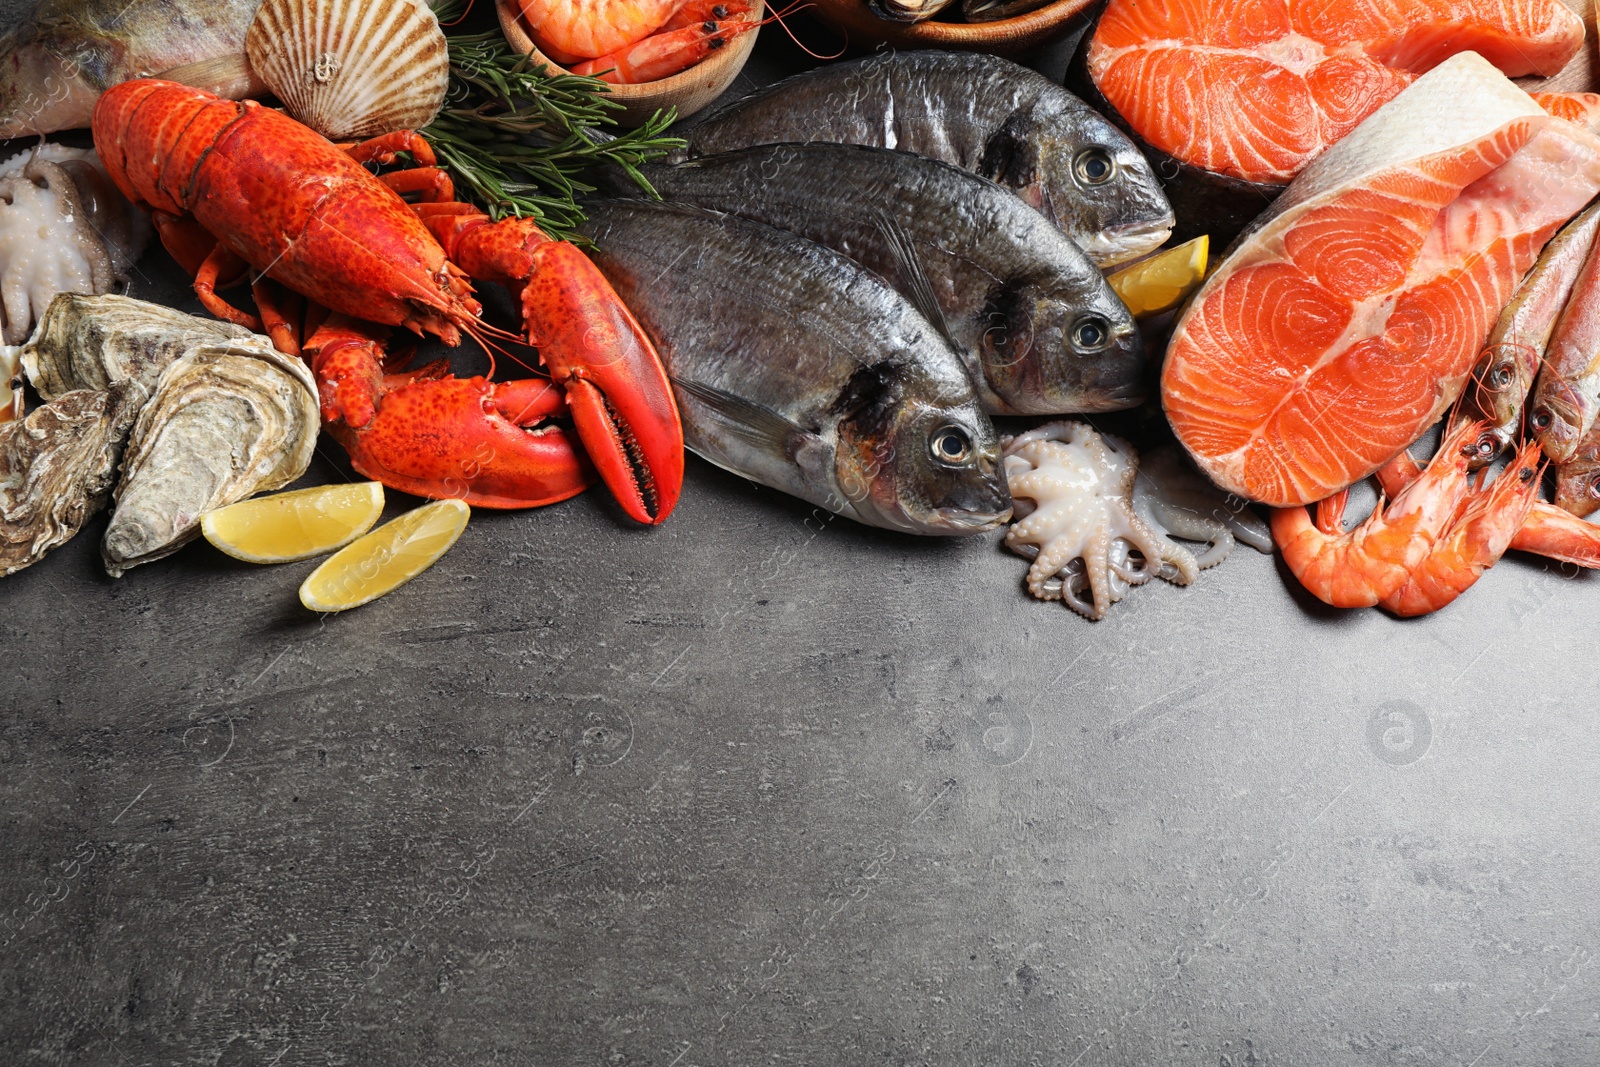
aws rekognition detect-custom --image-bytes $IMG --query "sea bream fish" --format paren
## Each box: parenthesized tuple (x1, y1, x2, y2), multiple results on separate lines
(577, 200, 1011, 536)
(1161, 52, 1600, 508)
(675, 52, 1174, 268)
(0, 0, 259, 138)
(628, 142, 1144, 416)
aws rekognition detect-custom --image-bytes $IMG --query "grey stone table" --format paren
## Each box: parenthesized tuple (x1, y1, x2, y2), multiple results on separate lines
(4, 7, 1599, 1066)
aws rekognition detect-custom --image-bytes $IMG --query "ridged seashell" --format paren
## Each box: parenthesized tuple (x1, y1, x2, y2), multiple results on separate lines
(246, 0, 450, 141)
(0, 382, 146, 577)
(103, 338, 320, 577)
(22, 293, 252, 402)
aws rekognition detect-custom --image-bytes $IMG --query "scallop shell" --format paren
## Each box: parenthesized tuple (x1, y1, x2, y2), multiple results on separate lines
(103, 338, 320, 576)
(246, 0, 450, 141)
(22, 293, 252, 402)
(0, 382, 146, 577)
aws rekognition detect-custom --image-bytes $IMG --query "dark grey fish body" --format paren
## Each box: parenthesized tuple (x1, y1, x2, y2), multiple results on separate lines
(576, 200, 1011, 536)
(0, 0, 260, 137)
(633, 142, 1144, 416)
(676, 51, 1174, 267)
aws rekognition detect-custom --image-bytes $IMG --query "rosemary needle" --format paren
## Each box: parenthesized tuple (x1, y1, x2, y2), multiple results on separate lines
(421, 27, 685, 240)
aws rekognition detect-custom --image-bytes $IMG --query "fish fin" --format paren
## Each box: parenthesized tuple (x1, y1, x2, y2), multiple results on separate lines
(671, 374, 821, 455)
(870, 211, 958, 350)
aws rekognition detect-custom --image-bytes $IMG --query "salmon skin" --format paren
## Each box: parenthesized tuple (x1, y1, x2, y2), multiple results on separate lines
(625, 142, 1145, 416)
(1086, 0, 1585, 186)
(675, 51, 1174, 269)
(0, 0, 259, 138)
(577, 201, 1012, 536)
(1162, 53, 1600, 508)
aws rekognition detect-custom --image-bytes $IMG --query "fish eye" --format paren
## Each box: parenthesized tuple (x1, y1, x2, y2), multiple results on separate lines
(1489, 365, 1514, 390)
(930, 426, 972, 465)
(1589, 474, 1600, 500)
(1071, 315, 1111, 352)
(1073, 147, 1116, 187)
(1532, 409, 1554, 431)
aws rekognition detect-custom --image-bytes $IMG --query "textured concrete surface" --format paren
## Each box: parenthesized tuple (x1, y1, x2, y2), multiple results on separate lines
(5, 6, 1600, 1066)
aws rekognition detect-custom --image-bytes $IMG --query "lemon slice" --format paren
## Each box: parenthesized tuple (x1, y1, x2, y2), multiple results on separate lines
(1108, 235, 1210, 318)
(202, 482, 385, 563)
(299, 498, 469, 612)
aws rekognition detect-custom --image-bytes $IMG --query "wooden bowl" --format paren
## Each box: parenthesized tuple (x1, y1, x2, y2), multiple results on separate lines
(805, 0, 1096, 56)
(496, 0, 763, 126)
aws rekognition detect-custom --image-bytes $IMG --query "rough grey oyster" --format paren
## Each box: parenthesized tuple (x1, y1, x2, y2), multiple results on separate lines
(103, 338, 319, 576)
(0, 381, 145, 576)
(21, 293, 252, 401)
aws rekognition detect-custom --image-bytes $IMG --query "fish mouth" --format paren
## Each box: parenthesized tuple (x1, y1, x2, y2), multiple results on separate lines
(934, 506, 1013, 534)
(1083, 217, 1179, 269)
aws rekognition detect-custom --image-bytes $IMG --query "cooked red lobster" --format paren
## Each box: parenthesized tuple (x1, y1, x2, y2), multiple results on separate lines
(92, 79, 683, 522)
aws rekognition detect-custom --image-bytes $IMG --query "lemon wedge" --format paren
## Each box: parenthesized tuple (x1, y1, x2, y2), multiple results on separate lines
(1108, 235, 1210, 318)
(298, 498, 469, 612)
(202, 482, 385, 564)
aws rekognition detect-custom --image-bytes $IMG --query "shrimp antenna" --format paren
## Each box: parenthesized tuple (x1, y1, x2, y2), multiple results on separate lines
(435, 0, 477, 26)
(762, 1, 847, 61)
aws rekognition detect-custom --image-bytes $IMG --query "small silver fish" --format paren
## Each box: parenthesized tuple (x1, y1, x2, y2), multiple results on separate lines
(0, 0, 260, 138)
(579, 200, 1011, 536)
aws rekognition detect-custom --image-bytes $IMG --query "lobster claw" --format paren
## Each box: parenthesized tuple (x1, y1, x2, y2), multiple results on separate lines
(306, 316, 594, 509)
(425, 211, 685, 525)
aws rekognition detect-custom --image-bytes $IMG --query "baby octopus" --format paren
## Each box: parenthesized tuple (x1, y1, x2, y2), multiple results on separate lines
(1003, 421, 1270, 619)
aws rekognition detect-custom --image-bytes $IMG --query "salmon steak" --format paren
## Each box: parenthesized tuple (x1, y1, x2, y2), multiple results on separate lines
(1162, 53, 1600, 508)
(1086, 0, 1586, 183)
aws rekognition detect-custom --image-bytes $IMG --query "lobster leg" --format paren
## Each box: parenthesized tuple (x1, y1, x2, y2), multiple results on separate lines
(195, 243, 263, 332)
(306, 314, 594, 509)
(253, 280, 303, 357)
(420, 206, 685, 524)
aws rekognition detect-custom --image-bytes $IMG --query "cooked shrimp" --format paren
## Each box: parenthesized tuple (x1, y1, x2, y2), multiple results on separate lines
(1270, 418, 1480, 608)
(518, 0, 687, 61)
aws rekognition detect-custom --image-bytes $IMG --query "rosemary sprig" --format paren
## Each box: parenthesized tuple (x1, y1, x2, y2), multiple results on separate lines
(421, 29, 685, 240)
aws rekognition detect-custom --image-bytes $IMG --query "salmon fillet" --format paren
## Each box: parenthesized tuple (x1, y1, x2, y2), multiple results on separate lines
(1088, 0, 1586, 183)
(1162, 53, 1600, 507)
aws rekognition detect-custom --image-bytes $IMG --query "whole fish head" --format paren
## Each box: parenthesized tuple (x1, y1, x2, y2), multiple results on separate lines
(832, 365, 1011, 536)
(1554, 437, 1600, 519)
(981, 97, 1175, 268)
(1465, 340, 1540, 432)
(979, 280, 1145, 415)
(0, 28, 110, 139)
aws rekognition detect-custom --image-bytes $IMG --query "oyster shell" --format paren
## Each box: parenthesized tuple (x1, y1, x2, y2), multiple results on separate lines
(103, 338, 319, 576)
(246, 0, 450, 141)
(22, 293, 252, 401)
(1, 344, 19, 422)
(0, 146, 152, 346)
(0, 381, 145, 576)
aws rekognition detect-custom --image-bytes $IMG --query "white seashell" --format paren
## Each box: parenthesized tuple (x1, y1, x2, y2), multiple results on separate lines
(247, 0, 450, 141)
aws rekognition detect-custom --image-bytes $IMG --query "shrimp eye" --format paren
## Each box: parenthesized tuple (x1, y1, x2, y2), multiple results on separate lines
(1532, 409, 1554, 430)
(1519, 466, 1536, 483)
(1490, 365, 1514, 389)
(1073, 147, 1116, 187)
(930, 426, 972, 465)
(1072, 315, 1111, 352)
